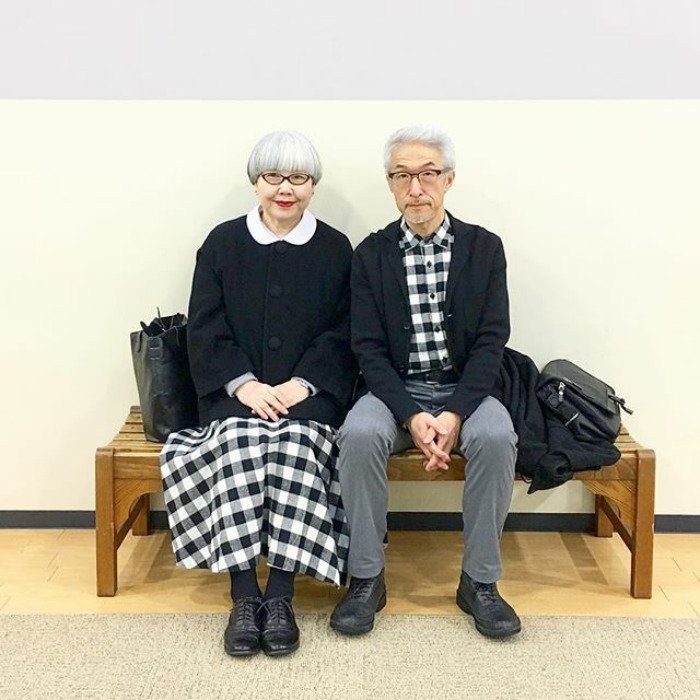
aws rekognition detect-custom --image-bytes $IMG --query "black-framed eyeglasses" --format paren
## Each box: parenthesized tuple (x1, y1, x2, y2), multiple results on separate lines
(387, 169, 447, 188)
(260, 172, 312, 186)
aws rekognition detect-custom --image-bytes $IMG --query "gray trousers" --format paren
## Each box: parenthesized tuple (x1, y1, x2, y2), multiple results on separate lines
(336, 380, 517, 584)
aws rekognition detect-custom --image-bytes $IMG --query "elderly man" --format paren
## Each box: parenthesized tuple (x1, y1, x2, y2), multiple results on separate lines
(330, 125, 520, 639)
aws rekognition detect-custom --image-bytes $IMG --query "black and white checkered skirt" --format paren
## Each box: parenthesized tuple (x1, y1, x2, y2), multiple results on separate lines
(160, 418, 348, 586)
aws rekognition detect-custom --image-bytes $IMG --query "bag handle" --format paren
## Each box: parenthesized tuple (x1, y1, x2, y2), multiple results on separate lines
(148, 307, 177, 333)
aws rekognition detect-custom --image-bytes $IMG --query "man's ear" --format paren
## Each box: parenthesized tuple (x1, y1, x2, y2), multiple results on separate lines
(444, 170, 455, 191)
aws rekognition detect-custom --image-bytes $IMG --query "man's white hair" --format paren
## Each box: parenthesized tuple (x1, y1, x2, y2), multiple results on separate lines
(383, 125, 456, 173)
(247, 130, 323, 184)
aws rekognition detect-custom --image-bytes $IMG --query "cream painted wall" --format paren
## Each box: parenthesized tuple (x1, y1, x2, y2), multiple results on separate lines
(1, 100, 698, 515)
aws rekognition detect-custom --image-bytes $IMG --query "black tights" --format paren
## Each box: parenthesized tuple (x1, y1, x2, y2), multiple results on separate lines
(229, 567, 295, 602)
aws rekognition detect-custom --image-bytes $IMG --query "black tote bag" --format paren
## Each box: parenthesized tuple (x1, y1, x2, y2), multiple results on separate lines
(130, 311, 198, 442)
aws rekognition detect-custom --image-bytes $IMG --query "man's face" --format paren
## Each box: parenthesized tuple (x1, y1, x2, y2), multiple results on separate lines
(387, 142, 454, 228)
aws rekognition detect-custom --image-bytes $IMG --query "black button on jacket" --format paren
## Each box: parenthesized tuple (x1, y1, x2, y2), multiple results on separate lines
(187, 216, 357, 428)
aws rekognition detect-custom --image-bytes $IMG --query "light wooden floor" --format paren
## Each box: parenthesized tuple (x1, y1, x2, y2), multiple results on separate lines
(0, 529, 698, 617)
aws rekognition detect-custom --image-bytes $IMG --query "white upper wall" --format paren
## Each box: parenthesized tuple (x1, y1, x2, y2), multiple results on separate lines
(0, 99, 698, 515)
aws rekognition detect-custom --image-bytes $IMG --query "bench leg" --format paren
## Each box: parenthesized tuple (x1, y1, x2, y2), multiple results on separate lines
(132, 494, 151, 536)
(95, 448, 118, 596)
(631, 449, 656, 599)
(594, 494, 614, 537)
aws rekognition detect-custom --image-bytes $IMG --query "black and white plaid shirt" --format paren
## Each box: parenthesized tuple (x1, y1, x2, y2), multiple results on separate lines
(399, 215, 454, 374)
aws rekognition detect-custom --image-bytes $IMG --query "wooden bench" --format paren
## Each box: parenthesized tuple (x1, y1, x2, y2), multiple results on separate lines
(95, 406, 656, 598)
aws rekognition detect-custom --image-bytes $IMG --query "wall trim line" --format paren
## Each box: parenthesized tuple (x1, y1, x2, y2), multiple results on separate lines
(0, 511, 698, 533)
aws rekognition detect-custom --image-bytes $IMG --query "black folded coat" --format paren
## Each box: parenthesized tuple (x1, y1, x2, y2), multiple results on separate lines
(491, 348, 621, 493)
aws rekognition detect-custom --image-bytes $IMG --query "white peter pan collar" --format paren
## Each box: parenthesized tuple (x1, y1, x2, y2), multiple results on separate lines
(245, 206, 317, 245)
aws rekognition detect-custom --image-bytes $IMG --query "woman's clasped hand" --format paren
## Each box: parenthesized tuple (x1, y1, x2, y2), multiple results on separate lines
(235, 378, 310, 421)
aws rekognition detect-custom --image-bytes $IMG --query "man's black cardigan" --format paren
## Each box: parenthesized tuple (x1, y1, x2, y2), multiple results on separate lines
(187, 216, 356, 428)
(351, 213, 510, 424)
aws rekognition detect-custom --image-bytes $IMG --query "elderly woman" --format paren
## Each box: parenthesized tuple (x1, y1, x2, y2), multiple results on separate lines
(160, 131, 355, 658)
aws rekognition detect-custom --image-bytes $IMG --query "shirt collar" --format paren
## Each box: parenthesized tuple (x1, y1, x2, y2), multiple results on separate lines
(399, 213, 452, 251)
(245, 206, 317, 246)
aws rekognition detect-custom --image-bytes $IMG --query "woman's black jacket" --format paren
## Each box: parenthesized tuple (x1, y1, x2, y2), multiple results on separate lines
(187, 216, 356, 428)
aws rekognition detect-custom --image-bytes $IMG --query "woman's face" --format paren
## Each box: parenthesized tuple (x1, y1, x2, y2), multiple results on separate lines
(254, 171, 315, 232)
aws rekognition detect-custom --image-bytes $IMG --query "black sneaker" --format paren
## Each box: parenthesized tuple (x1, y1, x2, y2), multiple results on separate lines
(259, 596, 300, 656)
(329, 570, 387, 636)
(224, 596, 263, 656)
(456, 572, 521, 639)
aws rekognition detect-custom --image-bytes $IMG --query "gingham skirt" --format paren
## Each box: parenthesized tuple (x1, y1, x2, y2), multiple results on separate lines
(160, 417, 349, 586)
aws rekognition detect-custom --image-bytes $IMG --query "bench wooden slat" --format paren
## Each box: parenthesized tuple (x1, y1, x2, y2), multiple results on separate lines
(109, 414, 642, 452)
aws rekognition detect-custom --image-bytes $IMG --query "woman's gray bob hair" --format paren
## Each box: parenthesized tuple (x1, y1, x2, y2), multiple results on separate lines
(247, 131, 323, 184)
(383, 125, 456, 173)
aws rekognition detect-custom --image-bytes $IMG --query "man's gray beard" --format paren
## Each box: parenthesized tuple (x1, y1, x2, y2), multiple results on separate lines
(404, 208, 434, 225)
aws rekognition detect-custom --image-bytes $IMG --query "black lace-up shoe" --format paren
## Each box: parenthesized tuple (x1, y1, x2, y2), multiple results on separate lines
(224, 596, 263, 656)
(329, 570, 387, 636)
(456, 572, 521, 639)
(259, 596, 300, 656)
